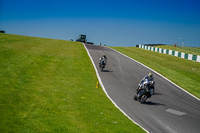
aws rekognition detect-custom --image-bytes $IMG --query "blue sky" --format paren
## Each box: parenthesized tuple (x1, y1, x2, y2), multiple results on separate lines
(1, 0, 200, 47)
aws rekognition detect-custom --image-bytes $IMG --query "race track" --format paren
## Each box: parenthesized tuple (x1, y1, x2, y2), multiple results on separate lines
(84, 44, 200, 133)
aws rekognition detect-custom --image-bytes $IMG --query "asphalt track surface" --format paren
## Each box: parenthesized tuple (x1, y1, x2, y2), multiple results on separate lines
(84, 44, 200, 133)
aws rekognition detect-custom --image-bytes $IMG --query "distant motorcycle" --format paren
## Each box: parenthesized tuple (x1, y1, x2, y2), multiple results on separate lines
(134, 79, 155, 104)
(99, 58, 106, 71)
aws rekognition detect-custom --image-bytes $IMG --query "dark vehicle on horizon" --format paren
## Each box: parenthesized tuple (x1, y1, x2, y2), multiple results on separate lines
(76, 34, 87, 43)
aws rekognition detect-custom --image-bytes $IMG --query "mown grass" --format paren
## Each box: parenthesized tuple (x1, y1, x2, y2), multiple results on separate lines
(0, 34, 145, 133)
(155, 45, 200, 55)
(110, 46, 200, 99)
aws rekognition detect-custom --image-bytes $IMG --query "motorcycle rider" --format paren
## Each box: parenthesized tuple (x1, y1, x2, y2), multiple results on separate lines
(140, 72, 154, 84)
(99, 54, 107, 68)
(137, 72, 154, 93)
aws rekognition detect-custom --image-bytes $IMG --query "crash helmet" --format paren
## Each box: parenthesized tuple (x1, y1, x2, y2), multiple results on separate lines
(149, 72, 153, 78)
(103, 54, 106, 57)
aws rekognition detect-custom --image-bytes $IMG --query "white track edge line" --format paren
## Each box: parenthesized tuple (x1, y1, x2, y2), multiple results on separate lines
(83, 43, 149, 133)
(108, 46, 200, 101)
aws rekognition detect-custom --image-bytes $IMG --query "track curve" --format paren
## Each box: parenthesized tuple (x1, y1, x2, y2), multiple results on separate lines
(84, 44, 200, 133)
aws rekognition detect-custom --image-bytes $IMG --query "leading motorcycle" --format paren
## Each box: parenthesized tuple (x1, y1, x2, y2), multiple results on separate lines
(134, 79, 155, 104)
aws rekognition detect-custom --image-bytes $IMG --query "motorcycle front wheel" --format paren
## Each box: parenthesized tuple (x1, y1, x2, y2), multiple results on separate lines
(100, 64, 105, 71)
(134, 95, 137, 101)
(100, 66, 103, 71)
(139, 95, 147, 104)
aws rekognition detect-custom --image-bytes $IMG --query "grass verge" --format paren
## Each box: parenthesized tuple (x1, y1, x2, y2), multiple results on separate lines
(0, 34, 145, 133)
(110, 46, 200, 99)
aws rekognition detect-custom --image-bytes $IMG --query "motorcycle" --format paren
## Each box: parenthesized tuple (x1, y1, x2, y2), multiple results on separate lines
(99, 58, 106, 71)
(134, 79, 155, 104)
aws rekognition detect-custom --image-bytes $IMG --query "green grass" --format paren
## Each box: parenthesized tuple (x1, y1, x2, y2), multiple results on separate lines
(110, 46, 200, 99)
(0, 34, 145, 133)
(155, 45, 200, 55)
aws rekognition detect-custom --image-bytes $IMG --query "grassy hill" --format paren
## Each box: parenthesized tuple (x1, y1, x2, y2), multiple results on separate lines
(111, 46, 200, 99)
(0, 34, 145, 132)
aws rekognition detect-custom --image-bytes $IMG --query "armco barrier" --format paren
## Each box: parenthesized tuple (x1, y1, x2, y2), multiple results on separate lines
(139, 45, 200, 62)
